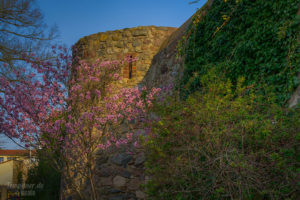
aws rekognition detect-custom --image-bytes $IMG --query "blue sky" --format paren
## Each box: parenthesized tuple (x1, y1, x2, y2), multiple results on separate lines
(2, 0, 207, 149)
(37, 0, 207, 47)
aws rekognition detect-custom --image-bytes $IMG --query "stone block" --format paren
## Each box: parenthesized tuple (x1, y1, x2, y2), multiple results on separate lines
(111, 153, 133, 166)
(109, 189, 122, 193)
(109, 196, 124, 200)
(123, 31, 131, 37)
(134, 154, 145, 166)
(95, 154, 108, 163)
(107, 48, 113, 54)
(136, 191, 146, 199)
(144, 60, 151, 64)
(113, 176, 127, 187)
(115, 41, 124, 48)
(143, 40, 151, 45)
(100, 177, 113, 186)
(137, 64, 148, 72)
(113, 47, 121, 53)
(99, 41, 106, 49)
(135, 46, 142, 53)
(112, 34, 121, 41)
(132, 40, 141, 47)
(99, 34, 108, 41)
(154, 39, 163, 47)
(126, 43, 133, 49)
(127, 178, 141, 190)
(97, 50, 105, 57)
(97, 165, 115, 177)
(132, 29, 148, 37)
(120, 170, 131, 178)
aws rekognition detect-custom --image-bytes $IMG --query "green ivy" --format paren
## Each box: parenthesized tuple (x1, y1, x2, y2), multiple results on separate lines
(181, 0, 300, 105)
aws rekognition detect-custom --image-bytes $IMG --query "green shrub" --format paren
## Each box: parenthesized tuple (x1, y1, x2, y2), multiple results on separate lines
(24, 150, 61, 200)
(181, 0, 300, 105)
(145, 70, 300, 199)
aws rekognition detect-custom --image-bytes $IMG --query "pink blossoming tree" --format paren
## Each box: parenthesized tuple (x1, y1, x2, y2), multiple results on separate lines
(0, 46, 160, 200)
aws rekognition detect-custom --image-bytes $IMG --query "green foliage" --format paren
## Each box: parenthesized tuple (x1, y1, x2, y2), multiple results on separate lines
(182, 0, 300, 105)
(24, 150, 61, 200)
(145, 70, 300, 199)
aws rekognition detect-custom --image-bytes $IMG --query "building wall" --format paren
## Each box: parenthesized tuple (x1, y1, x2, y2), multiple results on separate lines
(0, 161, 14, 186)
(0, 157, 32, 200)
(0, 160, 23, 185)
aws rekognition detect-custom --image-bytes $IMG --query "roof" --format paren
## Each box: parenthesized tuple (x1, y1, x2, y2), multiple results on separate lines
(0, 150, 33, 156)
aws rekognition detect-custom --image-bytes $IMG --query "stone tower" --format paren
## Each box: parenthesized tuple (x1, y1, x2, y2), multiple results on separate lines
(65, 26, 177, 200)
(74, 26, 177, 88)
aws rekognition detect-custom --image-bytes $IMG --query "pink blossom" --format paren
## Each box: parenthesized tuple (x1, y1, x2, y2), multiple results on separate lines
(0, 47, 161, 198)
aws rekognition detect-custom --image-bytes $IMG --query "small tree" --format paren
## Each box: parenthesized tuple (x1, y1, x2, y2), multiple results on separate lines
(47, 56, 160, 200)
(0, 46, 160, 199)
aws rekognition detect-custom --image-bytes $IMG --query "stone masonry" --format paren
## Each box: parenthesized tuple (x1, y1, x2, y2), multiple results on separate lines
(74, 26, 177, 88)
(93, 148, 149, 200)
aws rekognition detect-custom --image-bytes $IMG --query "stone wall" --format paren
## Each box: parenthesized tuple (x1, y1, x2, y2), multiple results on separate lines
(94, 149, 148, 200)
(74, 26, 176, 88)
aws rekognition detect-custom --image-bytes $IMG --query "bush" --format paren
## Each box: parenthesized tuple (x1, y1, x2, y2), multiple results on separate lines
(24, 150, 61, 200)
(145, 70, 300, 199)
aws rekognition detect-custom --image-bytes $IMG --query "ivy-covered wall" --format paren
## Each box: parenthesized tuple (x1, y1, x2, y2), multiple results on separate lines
(181, 0, 300, 105)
